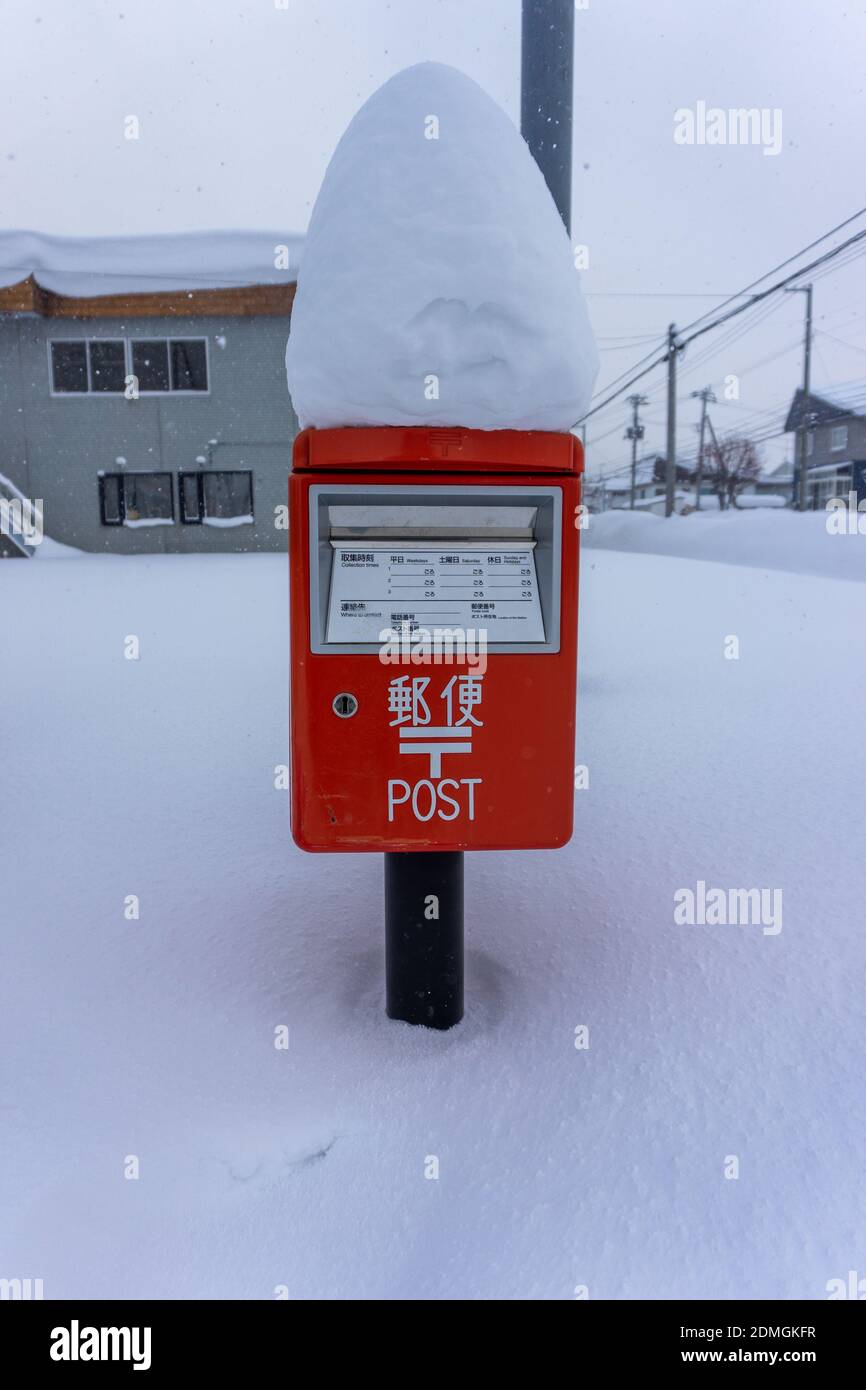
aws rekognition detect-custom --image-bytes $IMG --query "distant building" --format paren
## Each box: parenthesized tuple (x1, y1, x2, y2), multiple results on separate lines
(602, 454, 696, 510)
(750, 459, 794, 503)
(0, 231, 302, 553)
(604, 456, 663, 508)
(784, 388, 866, 509)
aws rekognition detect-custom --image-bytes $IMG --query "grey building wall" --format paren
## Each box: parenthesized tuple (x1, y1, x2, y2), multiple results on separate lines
(804, 414, 866, 470)
(0, 312, 298, 553)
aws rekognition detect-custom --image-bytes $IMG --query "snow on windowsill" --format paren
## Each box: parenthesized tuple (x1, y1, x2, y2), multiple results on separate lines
(202, 515, 253, 528)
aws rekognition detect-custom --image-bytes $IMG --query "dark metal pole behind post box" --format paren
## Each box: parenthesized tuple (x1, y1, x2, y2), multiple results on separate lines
(385, 852, 464, 1029)
(521, 0, 575, 235)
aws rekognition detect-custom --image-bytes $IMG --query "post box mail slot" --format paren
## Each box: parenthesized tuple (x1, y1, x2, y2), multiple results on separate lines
(311, 490, 561, 651)
(290, 426, 583, 853)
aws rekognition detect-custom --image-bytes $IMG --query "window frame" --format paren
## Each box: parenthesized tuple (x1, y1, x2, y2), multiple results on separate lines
(178, 469, 254, 526)
(830, 424, 848, 452)
(49, 337, 127, 397)
(809, 466, 853, 510)
(130, 338, 172, 395)
(48, 335, 211, 397)
(98, 472, 124, 526)
(130, 336, 210, 396)
(167, 337, 210, 394)
(178, 471, 204, 525)
(98, 470, 176, 527)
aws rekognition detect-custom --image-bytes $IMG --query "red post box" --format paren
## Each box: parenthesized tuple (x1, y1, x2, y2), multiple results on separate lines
(289, 425, 583, 854)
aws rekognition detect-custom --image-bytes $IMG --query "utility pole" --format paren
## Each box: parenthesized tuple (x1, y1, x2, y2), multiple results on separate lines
(664, 324, 679, 517)
(521, 0, 575, 234)
(690, 386, 716, 511)
(625, 394, 648, 509)
(785, 285, 813, 510)
(705, 412, 723, 509)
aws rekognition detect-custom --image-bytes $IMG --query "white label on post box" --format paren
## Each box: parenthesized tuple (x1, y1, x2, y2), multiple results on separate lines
(326, 542, 545, 643)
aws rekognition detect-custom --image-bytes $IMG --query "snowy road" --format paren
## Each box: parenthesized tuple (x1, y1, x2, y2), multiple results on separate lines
(3, 541, 864, 1299)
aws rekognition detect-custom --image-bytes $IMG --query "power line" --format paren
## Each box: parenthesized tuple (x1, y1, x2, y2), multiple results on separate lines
(579, 353, 669, 422)
(674, 294, 793, 386)
(818, 328, 866, 358)
(577, 221, 866, 429)
(679, 229, 866, 353)
(677, 204, 866, 335)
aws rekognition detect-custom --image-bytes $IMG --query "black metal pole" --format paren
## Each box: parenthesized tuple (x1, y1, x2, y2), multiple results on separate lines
(385, 852, 464, 1029)
(520, 0, 575, 235)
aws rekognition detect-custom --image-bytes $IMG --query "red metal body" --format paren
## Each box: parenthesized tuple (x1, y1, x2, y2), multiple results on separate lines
(289, 426, 583, 852)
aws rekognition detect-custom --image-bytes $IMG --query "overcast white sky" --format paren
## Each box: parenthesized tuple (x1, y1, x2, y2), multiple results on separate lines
(2, 0, 865, 476)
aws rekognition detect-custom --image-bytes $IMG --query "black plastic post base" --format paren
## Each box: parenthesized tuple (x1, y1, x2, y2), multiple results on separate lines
(384, 851, 464, 1030)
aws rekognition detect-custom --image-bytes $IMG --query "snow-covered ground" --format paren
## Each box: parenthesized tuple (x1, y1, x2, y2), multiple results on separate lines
(585, 505, 866, 583)
(3, 538, 864, 1300)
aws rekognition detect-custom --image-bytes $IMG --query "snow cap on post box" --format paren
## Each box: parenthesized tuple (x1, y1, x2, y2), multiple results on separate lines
(285, 62, 598, 432)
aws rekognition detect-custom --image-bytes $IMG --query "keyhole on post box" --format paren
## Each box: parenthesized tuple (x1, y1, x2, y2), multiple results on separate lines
(332, 692, 358, 719)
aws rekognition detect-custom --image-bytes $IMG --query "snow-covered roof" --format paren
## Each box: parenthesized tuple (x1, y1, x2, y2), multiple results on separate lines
(604, 458, 660, 492)
(0, 230, 303, 299)
(808, 388, 865, 416)
(785, 387, 864, 431)
(764, 460, 794, 481)
(806, 460, 855, 478)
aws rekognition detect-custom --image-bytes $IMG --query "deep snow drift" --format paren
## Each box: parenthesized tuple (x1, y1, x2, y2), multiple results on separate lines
(3, 544, 864, 1299)
(286, 63, 598, 431)
(585, 505, 866, 583)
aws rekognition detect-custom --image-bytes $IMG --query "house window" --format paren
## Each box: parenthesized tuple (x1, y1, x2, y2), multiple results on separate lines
(170, 339, 208, 391)
(51, 341, 88, 393)
(810, 469, 852, 510)
(99, 472, 174, 527)
(130, 337, 208, 393)
(89, 340, 126, 393)
(179, 472, 203, 525)
(99, 474, 124, 526)
(830, 424, 848, 451)
(124, 472, 174, 524)
(806, 432, 814, 455)
(52, 338, 209, 396)
(51, 339, 126, 394)
(202, 470, 252, 523)
(131, 340, 170, 393)
(179, 470, 253, 526)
